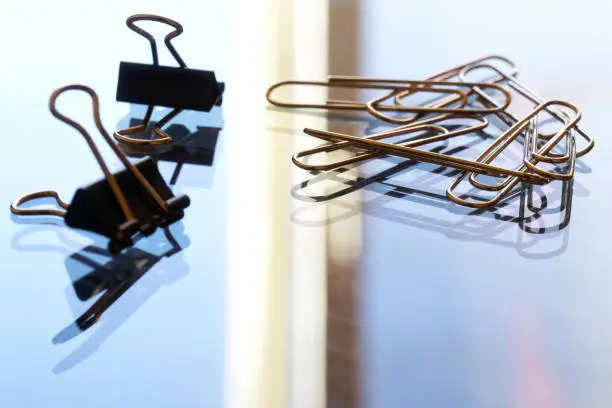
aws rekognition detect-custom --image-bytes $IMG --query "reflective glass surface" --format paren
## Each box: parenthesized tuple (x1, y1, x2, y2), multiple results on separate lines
(2, 0, 612, 407)
(316, 1, 612, 407)
(1, 2, 229, 407)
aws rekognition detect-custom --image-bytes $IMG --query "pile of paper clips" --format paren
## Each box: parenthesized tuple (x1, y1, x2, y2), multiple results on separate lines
(266, 55, 593, 209)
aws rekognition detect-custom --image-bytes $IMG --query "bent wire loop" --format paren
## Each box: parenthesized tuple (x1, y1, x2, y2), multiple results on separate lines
(265, 55, 591, 211)
(518, 178, 574, 235)
(291, 56, 518, 169)
(325, 77, 511, 124)
(11, 190, 70, 218)
(114, 14, 186, 146)
(114, 14, 224, 147)
(457, 64, 583, 192)
(458, 62, 594, 158)
(320, 55, 518, 126)
(10, 84, 189, 253)
(391, 55, 518, 106)
(12, 85, 151, 219)
(266, 79, 512, 120)
(468, 110, 577, 193)
(303, 123, 548, 185)
(446, 103, 579, 208)
(293, 115, 489, 171)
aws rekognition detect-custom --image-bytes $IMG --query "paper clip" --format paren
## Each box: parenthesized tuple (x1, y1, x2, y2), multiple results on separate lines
(266, 78, 512, 122)
(114, 14, 225, 146)
(10, 84, 191, 253)
(447, 104, 578, 208)
(315, 56, 517, 126)
(290, 56, 518, 172)
(458, 63, 593, 158)
(303, 123, 548, 185)
(384, 55, 518, 124)
(267, 55, 516, 127)
(391, 55, 518, 104)
(325, 77, 511, 124)
(456, 64, 585, 192)
(293, 115, 489, 171)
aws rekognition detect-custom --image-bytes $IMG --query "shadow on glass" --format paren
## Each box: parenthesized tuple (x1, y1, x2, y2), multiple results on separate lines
(291, 152, 587, 258)
(10, 220, 190, 373)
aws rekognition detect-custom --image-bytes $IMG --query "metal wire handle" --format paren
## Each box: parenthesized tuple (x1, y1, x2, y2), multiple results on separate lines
(126, 14, 187, 68)
(10, 190, 69, 217)
(9, 85, 171, 222)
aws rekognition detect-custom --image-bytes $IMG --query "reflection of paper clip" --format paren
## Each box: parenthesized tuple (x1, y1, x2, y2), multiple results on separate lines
(114, 14, 225, 146)
(514, 180, 573, 259)
(10, 85, 190, 253)
(291, 163, 573, 257)
(518, 179, 574, 235)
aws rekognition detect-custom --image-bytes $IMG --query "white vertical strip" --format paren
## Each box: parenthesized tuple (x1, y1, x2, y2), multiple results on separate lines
(290, 1, 329, 408)
(225, 0, 294, 407)
(226, 0, 330, 406)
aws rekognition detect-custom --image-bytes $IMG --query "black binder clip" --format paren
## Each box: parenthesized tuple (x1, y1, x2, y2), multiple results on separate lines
(10, 84, 191, 254)
(114, 14, 225, 146)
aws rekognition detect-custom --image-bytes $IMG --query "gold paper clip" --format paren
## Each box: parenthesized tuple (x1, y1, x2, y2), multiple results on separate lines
(458, 62, 594, 158)
(447, 102, 579, 208)
(291, 56, 517, 171)
(383, 55, 518, 124)
(320, 55, 516, 125)
(266, 78, 512, 122)
(456, 63, 586, 193)
(303, 123, 549, 185)
(10, 84, 191, 253)
(324, 77, 511, 124)
(293, 115, 488, 171)
(390, 55, 518, 104)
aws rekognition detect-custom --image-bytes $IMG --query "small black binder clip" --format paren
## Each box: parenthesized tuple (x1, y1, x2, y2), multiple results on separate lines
(10, 84, 191, 254)
(114, 14, 225, 146)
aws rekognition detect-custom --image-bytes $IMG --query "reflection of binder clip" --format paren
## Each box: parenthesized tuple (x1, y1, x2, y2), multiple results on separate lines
(114, 14, 225, 146)
(56, 227, 186, 341)
(119, 114, 221, 185)
(10, 85, 191, 254)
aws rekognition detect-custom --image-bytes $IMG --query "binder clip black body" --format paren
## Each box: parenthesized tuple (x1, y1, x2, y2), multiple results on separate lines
(114, 14, 225, 146)
(10, 85, 191, 254)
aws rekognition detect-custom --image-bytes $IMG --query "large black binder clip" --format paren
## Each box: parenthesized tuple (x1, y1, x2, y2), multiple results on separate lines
(10, 84, 191, 254)
(114, 14, 225, 146)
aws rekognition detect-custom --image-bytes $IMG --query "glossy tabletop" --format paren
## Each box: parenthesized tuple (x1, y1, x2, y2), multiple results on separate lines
(1, 2, 230, 407)
(1, 0, 612, 407)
